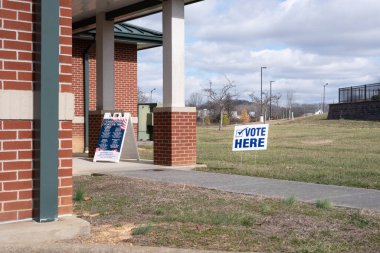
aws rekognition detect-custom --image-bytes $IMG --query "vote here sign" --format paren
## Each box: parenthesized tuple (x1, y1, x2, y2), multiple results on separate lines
(232, 124, 269, 151)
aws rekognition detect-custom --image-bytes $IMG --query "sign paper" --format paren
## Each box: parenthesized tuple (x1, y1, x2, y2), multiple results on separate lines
(93, 113, 139, 163)
(232, 124, 269, 151)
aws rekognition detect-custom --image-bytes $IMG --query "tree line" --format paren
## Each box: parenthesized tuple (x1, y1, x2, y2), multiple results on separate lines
(185, 77, 323, 128)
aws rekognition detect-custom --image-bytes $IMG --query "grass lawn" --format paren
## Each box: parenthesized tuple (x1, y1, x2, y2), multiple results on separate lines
(140, 115, 380, 189)
(73, 175, 380, 253)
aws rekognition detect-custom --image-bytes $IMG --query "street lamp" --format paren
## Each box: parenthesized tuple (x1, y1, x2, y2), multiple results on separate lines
(323, 83, 328, 113)
(260, 66, 267, 121)
(150, 88, 156, 103)
(269, 81, 275, 120)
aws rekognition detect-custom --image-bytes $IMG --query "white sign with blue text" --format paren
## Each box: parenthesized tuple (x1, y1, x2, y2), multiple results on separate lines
(232, 124, 269, 151)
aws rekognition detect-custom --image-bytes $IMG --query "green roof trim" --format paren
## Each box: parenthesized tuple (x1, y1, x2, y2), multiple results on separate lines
(74, 23, 162, 50)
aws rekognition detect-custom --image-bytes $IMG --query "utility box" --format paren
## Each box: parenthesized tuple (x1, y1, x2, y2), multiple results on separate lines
(138, 103, 157, 141)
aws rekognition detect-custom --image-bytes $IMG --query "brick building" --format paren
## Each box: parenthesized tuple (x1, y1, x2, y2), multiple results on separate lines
(0, 0, 200, 224)
(71, 23, 162, 153)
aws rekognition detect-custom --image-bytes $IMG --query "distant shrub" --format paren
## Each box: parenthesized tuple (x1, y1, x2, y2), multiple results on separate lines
(204, 116, 211, 126)
(240, 108, 250, 123)
(222, 113, 230, 126)
(371, 95, 380, 101)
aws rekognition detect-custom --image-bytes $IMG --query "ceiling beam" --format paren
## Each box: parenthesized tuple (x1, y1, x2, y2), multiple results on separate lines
(73, 16, 96, 31)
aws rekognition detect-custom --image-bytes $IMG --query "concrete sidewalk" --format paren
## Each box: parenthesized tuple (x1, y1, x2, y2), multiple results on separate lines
(74, 158, 380, 212)
(0, 243, 240, 253)
(73, 157, 200, 176)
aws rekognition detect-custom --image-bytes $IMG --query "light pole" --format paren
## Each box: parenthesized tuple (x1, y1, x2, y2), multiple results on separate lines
(269, 81, 275, 120)
(150, 88, 156, 103)
(323, 83, 328, 113)
(260, 66, 267, 121)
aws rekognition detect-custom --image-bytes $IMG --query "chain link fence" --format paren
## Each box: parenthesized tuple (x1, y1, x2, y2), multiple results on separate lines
(339, 83, 380, 103)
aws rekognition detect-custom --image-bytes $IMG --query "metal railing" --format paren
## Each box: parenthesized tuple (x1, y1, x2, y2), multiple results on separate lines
(339, 83, 380, 103)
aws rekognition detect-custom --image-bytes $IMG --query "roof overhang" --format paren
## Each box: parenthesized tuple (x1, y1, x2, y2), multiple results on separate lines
(73, 23, 162, 50)
(72, 0, 203, 34)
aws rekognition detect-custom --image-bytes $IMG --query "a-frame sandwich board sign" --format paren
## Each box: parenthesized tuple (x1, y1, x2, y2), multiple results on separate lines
(93, 112, 140, 163)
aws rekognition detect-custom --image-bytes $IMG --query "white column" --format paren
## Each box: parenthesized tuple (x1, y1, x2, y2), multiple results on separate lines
(162, 0, 185, 107)
(96, 13, 115, 110)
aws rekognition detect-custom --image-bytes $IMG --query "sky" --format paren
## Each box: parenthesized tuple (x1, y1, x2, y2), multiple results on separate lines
(130, 0, 380, 106)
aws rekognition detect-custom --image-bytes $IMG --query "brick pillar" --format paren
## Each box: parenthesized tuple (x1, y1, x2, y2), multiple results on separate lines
(154, 108, 196, 166)
(88, 111, 106, 158)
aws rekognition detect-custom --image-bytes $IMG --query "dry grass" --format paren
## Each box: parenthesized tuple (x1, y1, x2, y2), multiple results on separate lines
(193, 115, 380, 189)
(72, 175, 380, 252)
(139, 116, 380, 189)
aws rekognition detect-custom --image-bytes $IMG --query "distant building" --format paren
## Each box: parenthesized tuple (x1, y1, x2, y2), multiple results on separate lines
(315, 109, 323, 115)
(231, 111, 239, 119)
(198, 109, 209, 118)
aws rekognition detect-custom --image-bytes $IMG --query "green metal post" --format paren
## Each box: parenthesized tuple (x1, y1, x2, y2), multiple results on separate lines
(39, 0, 60, 222)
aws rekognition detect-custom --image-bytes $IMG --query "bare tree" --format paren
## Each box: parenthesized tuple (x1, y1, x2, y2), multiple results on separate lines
(249, 91, 281, 120)
(286, 90, 295, 119)
(203, 76, 236, 131)
(224, 92, 235, 118)
(138, 88, 149, 103)
(186, 92, 204, 107)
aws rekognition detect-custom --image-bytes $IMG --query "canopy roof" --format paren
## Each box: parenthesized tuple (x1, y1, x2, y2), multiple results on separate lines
(74, 23, 162, 50)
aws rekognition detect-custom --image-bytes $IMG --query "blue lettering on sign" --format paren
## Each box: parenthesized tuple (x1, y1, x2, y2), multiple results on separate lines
(243, 138, 249, 148)
(250, 138, 257, 147)
(234, 139, 242, 148)
(235, 127, 267, 137)
(258, 138, 265, 148)
(234, 138, 265, 148)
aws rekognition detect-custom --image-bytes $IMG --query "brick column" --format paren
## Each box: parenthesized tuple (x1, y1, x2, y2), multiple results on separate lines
(88, 111, 106, 158)
(154, 107, 196, 166)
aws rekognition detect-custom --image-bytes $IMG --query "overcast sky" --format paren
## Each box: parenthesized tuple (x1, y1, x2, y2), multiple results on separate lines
(130, 0, 380, 105)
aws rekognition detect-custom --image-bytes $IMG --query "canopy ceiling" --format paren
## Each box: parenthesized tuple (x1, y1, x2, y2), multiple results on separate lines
(72, 0, 203, 34)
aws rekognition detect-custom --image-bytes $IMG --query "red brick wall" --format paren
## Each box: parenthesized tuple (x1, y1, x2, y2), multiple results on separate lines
(114, 43, 138, 115)
(0, 0, 73, 222)
(154, 111, 197, 166)
(72, 39, 138, 153)
(0, 120, 34, 222)
(58, 0, 73, 218)
(1, 0, 36, 91)
(58, 121, 73, 216)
